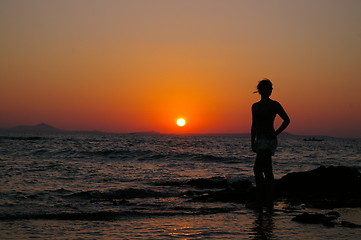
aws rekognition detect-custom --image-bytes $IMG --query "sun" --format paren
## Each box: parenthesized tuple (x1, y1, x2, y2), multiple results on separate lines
(176, 118, 186, 127)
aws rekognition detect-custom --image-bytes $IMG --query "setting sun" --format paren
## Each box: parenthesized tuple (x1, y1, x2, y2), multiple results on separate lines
(176, 118, 186, 127)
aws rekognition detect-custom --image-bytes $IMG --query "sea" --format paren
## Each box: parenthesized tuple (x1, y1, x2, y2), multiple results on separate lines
(0, 133, 361, 239)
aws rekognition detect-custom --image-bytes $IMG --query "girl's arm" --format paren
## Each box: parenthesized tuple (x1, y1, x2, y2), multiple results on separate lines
(251, 104, 257, 152)
(275, 102, 290, 136)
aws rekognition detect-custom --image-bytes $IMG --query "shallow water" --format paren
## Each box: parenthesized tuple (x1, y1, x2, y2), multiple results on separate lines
(1, 134, 361, 239)
(1, 208, 361, 239)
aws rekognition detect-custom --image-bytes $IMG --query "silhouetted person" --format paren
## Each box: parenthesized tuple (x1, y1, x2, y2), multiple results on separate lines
(250, 79, 290, 210)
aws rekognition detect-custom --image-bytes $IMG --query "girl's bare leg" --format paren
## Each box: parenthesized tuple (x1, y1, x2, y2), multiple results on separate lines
(253, 151, 274, 209)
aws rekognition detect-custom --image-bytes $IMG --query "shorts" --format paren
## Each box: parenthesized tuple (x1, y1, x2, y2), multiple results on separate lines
(255, 137, 278, 155)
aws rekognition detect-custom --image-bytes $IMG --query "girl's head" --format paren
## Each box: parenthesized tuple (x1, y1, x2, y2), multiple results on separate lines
(256, 79, 273, 97)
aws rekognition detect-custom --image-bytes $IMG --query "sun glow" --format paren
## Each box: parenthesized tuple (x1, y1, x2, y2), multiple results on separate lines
(176, 118, 186, 127)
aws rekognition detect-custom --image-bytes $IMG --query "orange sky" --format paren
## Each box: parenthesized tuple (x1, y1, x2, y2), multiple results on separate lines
(1, 0, 361, 137)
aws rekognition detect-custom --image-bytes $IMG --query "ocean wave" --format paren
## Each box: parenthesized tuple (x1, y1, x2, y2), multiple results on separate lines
(0, 203, 239, 221)
(0, 206, 237, 221)
(0, 136, 47, 141)
(65, 188, 172, 200)
(12, 139, 243, 163)
(0, 211, 128, 221)
(138, 152, 241, 163)
(66, 150, 241, 163)
(78, 149, 135, 158)
(30, 149, 147, 160)
(189, 154, 241, 163)
(156, 176, 252, 190)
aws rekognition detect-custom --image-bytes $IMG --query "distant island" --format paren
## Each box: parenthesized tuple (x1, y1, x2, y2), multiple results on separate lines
(0, 123, 328, 138)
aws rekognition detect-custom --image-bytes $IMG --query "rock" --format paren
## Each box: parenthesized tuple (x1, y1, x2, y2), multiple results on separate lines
(230, 179, 253, 191)
(325, 211, 341, 219)
(276, 166, 361, 208)
(341, 221, 361, 228)
(186, 177, 229, 189)
(292, 212, 335, 224)
(292, 211, 361, 228)
(323, 221, 337, 227)
(191, 180, 254, 203)
(186, 166, 361, 209)
(277, 166, 361, 194)
(158, 177, 232, 189)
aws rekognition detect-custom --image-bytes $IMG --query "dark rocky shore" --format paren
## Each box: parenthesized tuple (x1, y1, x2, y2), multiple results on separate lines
(276, 166, 361, 209)
(170, 166, 361, 209)
(160, 166, 361, 228)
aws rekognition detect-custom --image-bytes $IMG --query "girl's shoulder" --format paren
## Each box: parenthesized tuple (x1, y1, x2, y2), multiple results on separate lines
(271, 99, 281, 105)
(252, 99, 283, 110)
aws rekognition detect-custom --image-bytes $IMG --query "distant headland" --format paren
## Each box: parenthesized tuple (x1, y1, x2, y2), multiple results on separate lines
(0, 123, 102, 135)
(0, 123, 61, 133)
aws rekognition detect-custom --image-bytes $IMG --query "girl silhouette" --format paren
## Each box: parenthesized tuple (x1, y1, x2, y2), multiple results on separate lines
(250, 79, 290, 209)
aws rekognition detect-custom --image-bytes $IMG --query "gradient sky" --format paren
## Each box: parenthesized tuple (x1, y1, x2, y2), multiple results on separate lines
(1, 0, 360, 137)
